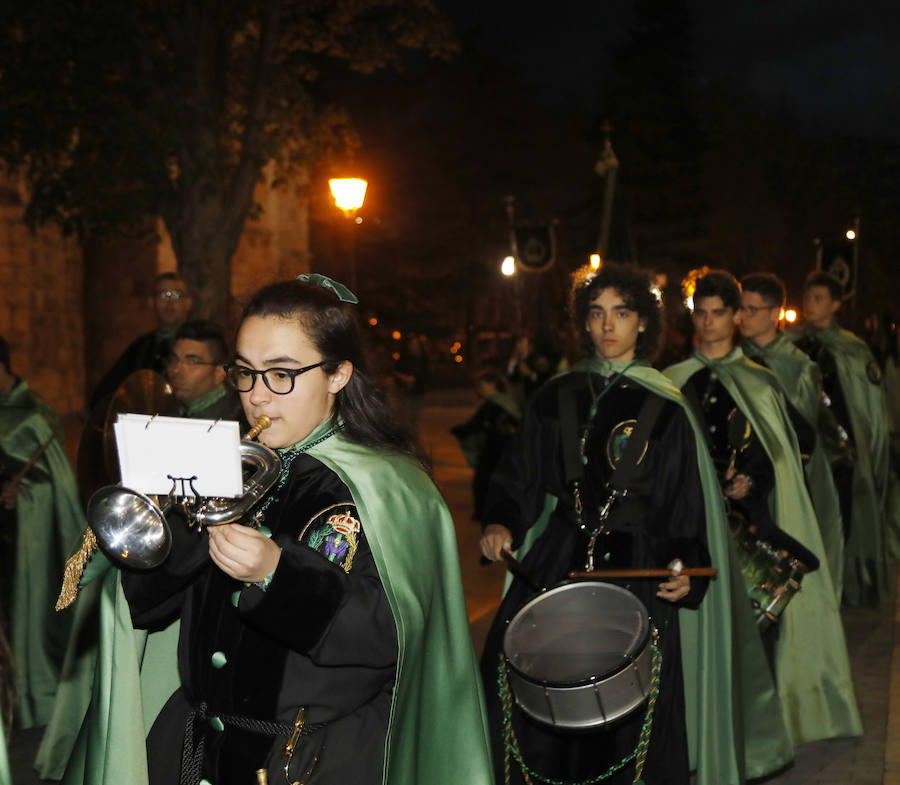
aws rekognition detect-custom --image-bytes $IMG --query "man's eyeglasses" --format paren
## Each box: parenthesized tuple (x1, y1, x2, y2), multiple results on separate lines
(739, 304, 777, 317)
(166, 354, 219, 368)
(224, 362, 326, 395)
(155, 289, 188, 301)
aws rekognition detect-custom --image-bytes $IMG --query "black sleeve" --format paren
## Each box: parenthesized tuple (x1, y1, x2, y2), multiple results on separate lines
(238, 519, 397, 667)
(121, 509, 211, 628)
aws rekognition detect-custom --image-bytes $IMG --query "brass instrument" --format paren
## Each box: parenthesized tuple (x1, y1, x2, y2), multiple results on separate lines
(56, 415, 281, 609)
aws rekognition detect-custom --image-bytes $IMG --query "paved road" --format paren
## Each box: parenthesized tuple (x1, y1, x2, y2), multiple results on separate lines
(7, 388, 899, 784)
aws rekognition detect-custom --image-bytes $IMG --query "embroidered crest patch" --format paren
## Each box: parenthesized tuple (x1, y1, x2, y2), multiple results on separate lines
(606, 419, 648, 469)
(299, 503, 360, 573)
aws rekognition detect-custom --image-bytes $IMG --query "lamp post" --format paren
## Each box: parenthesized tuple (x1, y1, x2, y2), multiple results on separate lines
(328, 178, 367, 291)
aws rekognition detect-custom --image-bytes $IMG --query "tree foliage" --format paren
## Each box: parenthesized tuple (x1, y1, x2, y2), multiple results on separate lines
(0, 0, 455, 318)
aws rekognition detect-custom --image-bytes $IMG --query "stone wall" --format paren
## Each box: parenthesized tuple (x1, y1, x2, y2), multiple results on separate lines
(1, 166, 310, 422)
(0, 171, 85, 423)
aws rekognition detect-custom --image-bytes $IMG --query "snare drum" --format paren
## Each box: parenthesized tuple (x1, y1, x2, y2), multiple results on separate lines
(727, 512, 812, 631)
(502, 581, 652, 730)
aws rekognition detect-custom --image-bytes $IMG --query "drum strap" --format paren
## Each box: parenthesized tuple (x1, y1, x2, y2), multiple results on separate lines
(557, 374, 666, 492)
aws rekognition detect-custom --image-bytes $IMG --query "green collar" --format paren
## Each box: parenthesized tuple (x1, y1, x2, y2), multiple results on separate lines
(693, 346, 744, 367)
(182, 383, 228, 418)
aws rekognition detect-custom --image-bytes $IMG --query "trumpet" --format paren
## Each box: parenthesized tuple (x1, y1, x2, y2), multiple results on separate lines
(56, 416, 281, 609)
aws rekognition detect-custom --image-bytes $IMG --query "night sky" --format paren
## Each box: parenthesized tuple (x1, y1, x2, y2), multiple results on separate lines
(441, 0, 900, 139)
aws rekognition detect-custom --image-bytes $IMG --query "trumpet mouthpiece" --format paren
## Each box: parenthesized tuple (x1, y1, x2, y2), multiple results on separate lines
(246, 415, 272, 441)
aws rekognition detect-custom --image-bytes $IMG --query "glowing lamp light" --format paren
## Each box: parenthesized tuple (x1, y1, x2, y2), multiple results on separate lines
(450, 341, 462, 353)
(392, 352, 400, 361)
(454, 355, 463, 364)
(589, 253, 602, 270)
(784, 309, 797, 323)
(391, 330, 402, 341)
(845, 229, 856, 240)
(685, 296, 694, 312)
(368, 317, 378, 326)
(501, 256, 516, 276)
(329, 178, 368, 212)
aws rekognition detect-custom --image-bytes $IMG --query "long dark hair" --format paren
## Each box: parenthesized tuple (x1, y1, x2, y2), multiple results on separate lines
(240, 280, 425, 466)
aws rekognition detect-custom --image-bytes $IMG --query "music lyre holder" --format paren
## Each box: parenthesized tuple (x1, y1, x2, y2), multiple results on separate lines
(166, 474, 201, 499)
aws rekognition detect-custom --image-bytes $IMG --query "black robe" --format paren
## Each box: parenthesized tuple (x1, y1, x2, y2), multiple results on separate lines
(480, 371, 709, 785)
(122, 454, 397, 785)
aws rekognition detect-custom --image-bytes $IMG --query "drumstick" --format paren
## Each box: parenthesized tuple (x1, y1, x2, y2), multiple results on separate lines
(568, 567, 717, 579)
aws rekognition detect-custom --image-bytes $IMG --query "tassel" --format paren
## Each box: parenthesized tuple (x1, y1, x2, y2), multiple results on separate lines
(55, 528, 98, 610)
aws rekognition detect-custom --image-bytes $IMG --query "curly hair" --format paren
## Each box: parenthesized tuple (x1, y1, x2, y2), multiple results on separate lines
(570, 263, 662, 358)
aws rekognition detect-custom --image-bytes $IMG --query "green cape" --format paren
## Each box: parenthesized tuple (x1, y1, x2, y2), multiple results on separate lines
(0, 381, 86, 728)
(787, 325, 894, 602)
(0, 721, 9, 785)
(742, 335, 844, 594)
(513, 358, 793, 784)
(665, 348, 862, 744)
(34, 554, 180, 784)
(306, 426, 495, 785)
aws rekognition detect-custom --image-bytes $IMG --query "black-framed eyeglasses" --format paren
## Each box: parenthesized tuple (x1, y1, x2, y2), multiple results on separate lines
(224, 362, 326, 395)
(739, 304, 777, 317)
(166, 354, 219, 368)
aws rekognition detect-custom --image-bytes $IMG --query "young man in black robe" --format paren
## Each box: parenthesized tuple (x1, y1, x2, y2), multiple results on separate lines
(479, 264, 710, 785)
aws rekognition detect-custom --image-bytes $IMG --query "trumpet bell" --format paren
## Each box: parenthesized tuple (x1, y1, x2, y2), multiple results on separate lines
(87, 486, 172, 569)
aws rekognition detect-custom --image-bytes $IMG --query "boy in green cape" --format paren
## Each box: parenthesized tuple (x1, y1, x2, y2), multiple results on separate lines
(787, 270, 896, 605)
(665, 270, 861, 746)
(738, 272, 845, 595)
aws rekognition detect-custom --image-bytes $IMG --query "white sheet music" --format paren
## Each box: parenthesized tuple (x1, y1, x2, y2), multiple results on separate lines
(114, 414, 243, 497)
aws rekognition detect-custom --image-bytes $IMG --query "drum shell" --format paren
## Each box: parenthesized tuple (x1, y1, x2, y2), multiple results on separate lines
(503, 581, 651, 731)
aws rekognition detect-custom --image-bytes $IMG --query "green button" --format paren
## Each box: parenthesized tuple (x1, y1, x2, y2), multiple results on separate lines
(231, 590, 241, 608)
(209, 716, 224, 732)
(211, 651, 227, 669)
(257, 525, 272, 538)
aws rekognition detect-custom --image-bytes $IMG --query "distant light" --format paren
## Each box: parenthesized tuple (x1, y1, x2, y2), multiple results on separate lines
(501, 256, 516, 276)
(392, 352, 400, 361)
(784, 309, 797, 323)
(329, 178, 367, 212)
(589, 253, 601, 270)
(779, 308, 785, 321)
(392, 330, 402, 341)
(368, 317, 378, 326)
(454, 355, 463, 364)
(354, 216, 363, 224)
(686, 296, 694, 312)
(450, 341, 461, 353)
(650, 285, 662, 304)
(845, 229, 856, 240)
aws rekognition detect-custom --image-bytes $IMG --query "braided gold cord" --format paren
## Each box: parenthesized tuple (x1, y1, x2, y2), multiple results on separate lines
(55, 528, 98, 610)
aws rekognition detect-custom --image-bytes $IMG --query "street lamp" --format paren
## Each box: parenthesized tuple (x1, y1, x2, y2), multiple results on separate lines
(501, 256, 516, 276)
(328, 178, 367, 291)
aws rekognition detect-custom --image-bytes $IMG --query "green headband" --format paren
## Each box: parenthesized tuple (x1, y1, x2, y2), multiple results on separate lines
(296, 273, 359, 305)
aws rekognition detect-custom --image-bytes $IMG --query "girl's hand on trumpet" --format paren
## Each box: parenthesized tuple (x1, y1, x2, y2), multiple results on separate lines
(208, 523, 282, 583)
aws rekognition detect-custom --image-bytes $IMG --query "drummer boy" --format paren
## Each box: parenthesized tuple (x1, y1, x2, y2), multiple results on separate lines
(478, 263, 713, 785)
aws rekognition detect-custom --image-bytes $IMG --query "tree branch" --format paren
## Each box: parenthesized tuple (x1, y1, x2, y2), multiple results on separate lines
(224, 0, 282, 236)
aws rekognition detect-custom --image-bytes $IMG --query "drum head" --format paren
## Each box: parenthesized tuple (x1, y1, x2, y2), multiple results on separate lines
(503, 581, 649, 687)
